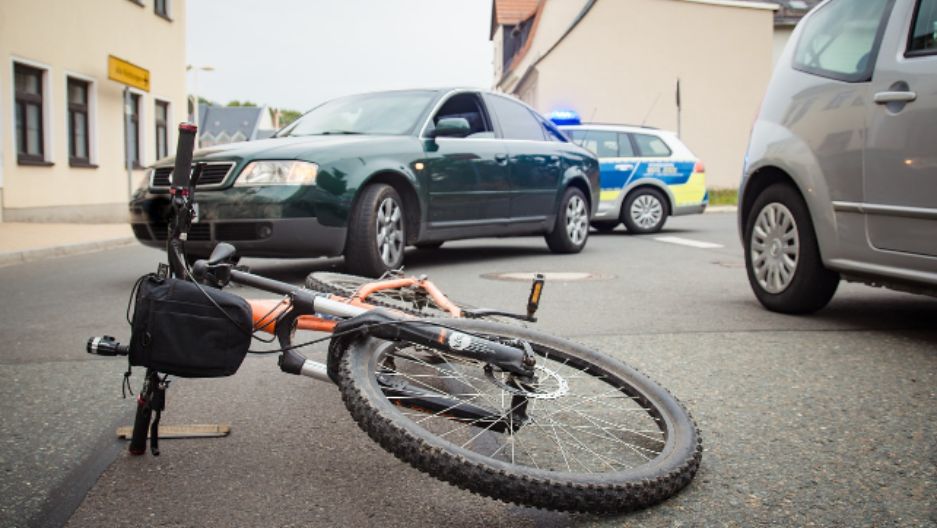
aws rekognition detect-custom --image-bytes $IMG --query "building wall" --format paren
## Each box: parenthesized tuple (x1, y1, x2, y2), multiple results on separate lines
(0, 0, 187, 222)
(497, 0, 591, 94)
(529, 0, 775, 188)
(773, 26, 795, 66)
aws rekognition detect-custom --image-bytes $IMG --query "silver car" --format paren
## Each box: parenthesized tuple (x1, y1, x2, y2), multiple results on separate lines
(740, 0, 937, 313)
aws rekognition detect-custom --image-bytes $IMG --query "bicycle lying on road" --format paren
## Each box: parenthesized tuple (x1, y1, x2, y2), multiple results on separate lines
(87, 123, 701, 513)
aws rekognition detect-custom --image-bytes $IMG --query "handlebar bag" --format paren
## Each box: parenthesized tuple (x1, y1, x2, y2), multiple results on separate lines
(129, 275, 251, 377)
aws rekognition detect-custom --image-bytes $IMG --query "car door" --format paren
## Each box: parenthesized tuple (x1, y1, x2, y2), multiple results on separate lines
(421, 91, 511, 228)
(864, 0, 937, 257)
(482, 94, 562, 222)
(566, 128, 636, 217)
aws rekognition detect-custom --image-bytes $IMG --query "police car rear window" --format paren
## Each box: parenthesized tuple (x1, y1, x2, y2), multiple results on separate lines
(568, 129, 637, 157)
(633, 134, 671, 157)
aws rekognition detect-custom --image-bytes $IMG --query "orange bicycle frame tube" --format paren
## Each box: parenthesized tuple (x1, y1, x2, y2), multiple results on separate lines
(352, 277, 462, 317)
(247, 276, 460, 334)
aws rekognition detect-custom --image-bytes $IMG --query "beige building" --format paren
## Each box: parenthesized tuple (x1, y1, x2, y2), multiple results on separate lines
(0, 0, 187, 223)
(492, 0, 789, 189)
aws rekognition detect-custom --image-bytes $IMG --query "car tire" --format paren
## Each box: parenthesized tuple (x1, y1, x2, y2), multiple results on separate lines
(743, 183, 839, 314)
(345, 184, 406, 277)
(591, 221, 619, 233)
(622, 188, 668, 234)
(545, 187, 590, 254)
(414, 241, 443, 250)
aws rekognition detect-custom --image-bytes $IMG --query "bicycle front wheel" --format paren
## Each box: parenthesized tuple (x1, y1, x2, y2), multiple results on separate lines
(336, 319, 701, 513)
(306, 272, 514, 322)
(306, 272, 459, 317)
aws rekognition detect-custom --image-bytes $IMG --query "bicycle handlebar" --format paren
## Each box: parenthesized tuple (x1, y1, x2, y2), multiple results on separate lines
(172, 123, 198, 189)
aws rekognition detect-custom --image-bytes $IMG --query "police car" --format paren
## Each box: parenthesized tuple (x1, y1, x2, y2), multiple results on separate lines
(554, 114, 707, 234)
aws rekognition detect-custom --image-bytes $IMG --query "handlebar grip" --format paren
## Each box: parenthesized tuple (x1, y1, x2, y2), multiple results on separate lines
(172, 123, 198, 188)
(128, 395, 152, 456)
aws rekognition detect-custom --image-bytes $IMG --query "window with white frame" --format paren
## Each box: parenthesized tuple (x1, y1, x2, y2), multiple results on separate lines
(126, 92, 142, 167)
(155, 0, 171, 19)
(14, 62, 47, 164)
(67, 77, 92, 165)
(155, 99, 169, 160)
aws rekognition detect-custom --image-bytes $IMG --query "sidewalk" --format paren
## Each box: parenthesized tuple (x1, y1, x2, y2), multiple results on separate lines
(0, 222, 135, 267)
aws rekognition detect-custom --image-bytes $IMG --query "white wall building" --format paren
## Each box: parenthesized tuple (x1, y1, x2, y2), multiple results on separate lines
(0, 0, 188, 222)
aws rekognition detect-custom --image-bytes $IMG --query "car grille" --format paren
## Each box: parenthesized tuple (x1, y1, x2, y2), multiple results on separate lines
(151, 163, 235, 188)
(150, 223, 211, 241)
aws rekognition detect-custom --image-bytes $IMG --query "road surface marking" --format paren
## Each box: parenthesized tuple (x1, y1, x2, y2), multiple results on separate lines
(654, 236, 724, 249)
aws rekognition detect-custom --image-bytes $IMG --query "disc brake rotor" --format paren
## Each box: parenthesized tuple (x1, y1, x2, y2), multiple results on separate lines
(484, 364, 569, 400)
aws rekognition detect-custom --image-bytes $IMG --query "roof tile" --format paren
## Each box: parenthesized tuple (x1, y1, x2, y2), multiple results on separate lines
(494, 0, 540, 25)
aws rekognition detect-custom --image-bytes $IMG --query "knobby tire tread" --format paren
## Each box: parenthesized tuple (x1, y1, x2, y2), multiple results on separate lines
(306, 272, 516, 323)
(335, 320, 702, 513)
(306, 272, 449, 318)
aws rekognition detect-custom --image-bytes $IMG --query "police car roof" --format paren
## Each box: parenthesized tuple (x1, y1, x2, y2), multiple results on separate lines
(559, 123, 673, 134)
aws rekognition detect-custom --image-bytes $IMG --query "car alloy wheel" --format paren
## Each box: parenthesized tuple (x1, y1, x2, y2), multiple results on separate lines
(376, 196, 404, 267)
(630, 194, 663, 230)
(750, 202, 799, 294)
(565, 194, 589, 245)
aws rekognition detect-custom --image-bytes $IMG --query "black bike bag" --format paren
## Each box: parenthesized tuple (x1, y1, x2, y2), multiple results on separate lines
(129, 275, 251, 378)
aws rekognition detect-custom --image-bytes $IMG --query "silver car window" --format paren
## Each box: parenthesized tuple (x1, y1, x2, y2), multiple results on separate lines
(793, 0, 892, 82)
(908, 0, 937, 56)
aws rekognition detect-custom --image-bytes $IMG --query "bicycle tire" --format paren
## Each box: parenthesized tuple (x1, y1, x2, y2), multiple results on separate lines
(306, 271, 499, 320)
(336, 318, 702, 513)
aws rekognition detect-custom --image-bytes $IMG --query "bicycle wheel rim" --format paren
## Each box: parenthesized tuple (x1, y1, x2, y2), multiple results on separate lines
(338, 319, 701, 511)
(307, 272, 456, 317)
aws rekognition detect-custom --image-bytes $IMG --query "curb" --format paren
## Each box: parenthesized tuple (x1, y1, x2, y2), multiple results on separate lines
(0, 237, 136, 268)
(705, 205, 737, 213)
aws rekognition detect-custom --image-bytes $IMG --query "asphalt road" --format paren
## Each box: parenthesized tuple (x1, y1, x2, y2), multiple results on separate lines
(1, 212, 935, 527)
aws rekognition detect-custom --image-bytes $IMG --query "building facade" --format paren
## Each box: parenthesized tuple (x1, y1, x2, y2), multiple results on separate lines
(0, 0, 187, 223)
(492, 0, 782, 189)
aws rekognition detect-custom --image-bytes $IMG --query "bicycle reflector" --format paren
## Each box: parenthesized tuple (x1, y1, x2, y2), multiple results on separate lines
(527, 274, 545, 319)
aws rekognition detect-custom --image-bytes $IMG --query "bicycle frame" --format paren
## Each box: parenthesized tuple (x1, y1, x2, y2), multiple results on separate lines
(246, 275, 462, 336)
(226, 269, 532, 384)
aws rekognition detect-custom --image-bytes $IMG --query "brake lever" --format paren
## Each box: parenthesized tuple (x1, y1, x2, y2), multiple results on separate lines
(460, 309, 536, 323)
(461, 274, 545, 323)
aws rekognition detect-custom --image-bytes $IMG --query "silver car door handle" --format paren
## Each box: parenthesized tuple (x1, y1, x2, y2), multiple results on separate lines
(873, 91, 917, 104)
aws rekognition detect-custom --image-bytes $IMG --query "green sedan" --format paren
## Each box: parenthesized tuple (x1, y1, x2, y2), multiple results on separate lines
(130, 89, 600, 276)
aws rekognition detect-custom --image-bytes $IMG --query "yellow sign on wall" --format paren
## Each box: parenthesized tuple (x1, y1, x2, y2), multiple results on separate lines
(107, 55, 150, 92)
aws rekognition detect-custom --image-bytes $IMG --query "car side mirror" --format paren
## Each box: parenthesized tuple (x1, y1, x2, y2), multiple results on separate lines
(431, 117, 471, 139)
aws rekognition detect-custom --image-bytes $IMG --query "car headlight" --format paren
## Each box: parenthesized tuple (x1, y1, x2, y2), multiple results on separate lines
(234, 161, 318, 186)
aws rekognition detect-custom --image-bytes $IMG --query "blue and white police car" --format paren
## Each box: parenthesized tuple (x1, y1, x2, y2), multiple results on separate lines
(553, 113, 707, 234)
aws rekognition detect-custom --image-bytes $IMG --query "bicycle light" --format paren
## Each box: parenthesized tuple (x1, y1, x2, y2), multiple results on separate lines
(87, 336, 128, 356)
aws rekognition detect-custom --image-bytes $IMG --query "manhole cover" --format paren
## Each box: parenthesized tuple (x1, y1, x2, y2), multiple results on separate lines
(482, 272, 612, 282)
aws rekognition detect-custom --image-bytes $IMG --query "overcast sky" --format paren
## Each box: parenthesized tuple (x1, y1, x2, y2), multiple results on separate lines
(186, 0, 495, 111)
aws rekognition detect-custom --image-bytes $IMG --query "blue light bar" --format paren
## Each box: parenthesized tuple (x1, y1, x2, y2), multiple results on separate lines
(548, 110, 581, 126)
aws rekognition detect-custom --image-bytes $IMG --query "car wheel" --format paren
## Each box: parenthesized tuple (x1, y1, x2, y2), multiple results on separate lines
(545, 187, 589, 253)
(414, 241, 443, 250)
(744, 183, 839, 314)
(622, 188, 667, 234)
(345, 184, 406, 277)
(591, 221, 619, 233)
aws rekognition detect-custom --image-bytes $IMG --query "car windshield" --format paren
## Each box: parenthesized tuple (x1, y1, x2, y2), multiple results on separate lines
(279, 91, 436, 137)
